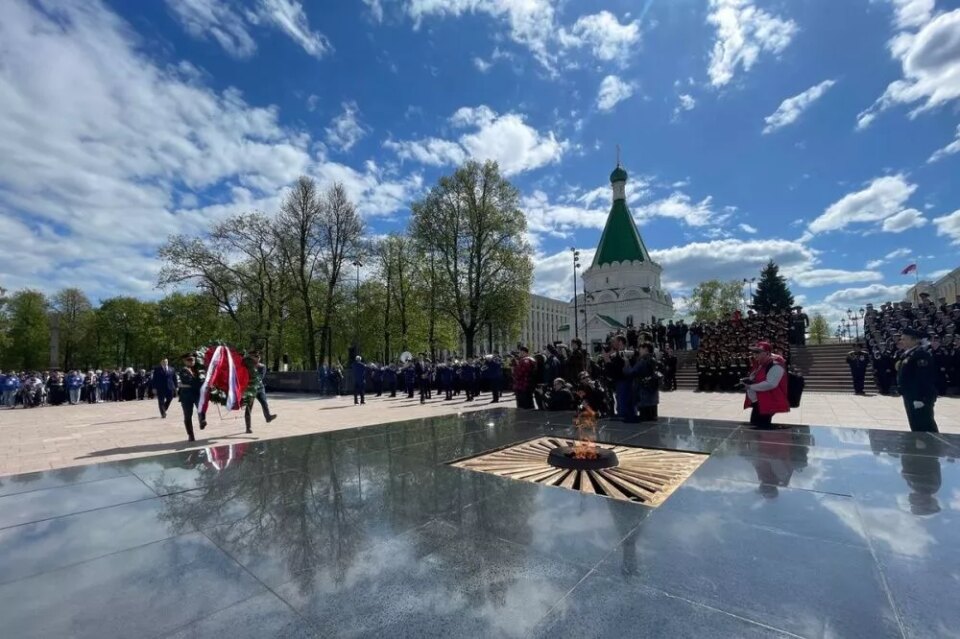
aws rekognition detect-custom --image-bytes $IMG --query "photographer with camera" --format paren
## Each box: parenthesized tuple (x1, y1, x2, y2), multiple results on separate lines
(742, 341, 790, 429)
(602, 335, 637, 422)
(533, 377, 578, 411)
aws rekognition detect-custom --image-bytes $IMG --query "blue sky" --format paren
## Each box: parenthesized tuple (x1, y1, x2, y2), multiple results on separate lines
(1, 0, 959, 325)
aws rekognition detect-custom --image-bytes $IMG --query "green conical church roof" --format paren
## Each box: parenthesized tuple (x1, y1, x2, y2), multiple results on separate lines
(592, 167, 650, 267)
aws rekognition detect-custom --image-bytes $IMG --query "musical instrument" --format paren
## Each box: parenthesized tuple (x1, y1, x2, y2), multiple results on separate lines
(400, 351, 413, 364)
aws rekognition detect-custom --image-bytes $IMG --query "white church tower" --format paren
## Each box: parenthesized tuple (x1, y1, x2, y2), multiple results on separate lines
(575, 161, 674, 349)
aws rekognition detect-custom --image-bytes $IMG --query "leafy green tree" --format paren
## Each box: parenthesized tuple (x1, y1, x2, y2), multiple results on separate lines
(51, 288, 93, 370)
(808, 313, 830, 345)
(686, 280, 745, 322)
(4, 290, 49, 370)
(752, 260, 795, 313)
(410, 160, 533, 357)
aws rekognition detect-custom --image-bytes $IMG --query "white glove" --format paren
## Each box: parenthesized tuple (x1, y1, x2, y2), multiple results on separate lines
(912, 400, 924, 409)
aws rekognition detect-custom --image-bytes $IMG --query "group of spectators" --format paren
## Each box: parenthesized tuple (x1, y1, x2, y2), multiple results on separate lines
(864, 295, 960, 396)
(0, 368, 155, 409)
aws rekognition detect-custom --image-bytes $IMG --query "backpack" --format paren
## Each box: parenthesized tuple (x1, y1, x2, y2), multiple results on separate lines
(787, 370, 805, 408)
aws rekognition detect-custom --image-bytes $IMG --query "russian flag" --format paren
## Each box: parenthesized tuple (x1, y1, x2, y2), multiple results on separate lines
(901, 263, 917, 275)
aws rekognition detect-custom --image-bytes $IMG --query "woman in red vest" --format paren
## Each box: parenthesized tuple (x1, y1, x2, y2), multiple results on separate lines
(742, 341, 790, 428)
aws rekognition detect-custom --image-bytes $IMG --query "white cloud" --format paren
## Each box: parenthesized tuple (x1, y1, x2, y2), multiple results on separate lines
(890, 0, 935, 29)
(928, 124, 960, 162)
(634, 192, 715, 227)
(824, 284, 913, 305)
(473, 57, 492, 72)
(706, 0, 797, 87)
(325, 101, 368, 152)
(791, 269, 883, 288)
(166, 0, 257, 57)
(886, 247, 913, 259)
(406, 2, 638, 70)
(739, 223, 757, 234)
(384, 138, 467, 166)
(881, 208, 927, 232)
(533, 247, 595, 300)
(933, 209, 960, 245)
(166, 0, 331, 59)
(249, 0, 332, 58)
(808, 175, 918, 234)
(562, 11, 640, 64)
(857, 9, 960, 128)
(363, 0, 384, 22)
(386, 105, 565, 176)
(762, 79, 836, 134)
(0, 0, 411, 299)
(866, 259, 886, 269)
(672, 93, 696, 118)
(597, 75, 635, 111)
(651, 238, 816, 290)
(523, 191, 608, 238)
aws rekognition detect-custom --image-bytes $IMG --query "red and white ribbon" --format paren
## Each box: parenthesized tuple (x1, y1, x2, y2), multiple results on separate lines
(198, 345, 241, 413)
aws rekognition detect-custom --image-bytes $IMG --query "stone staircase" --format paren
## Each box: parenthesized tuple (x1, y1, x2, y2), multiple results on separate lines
(674, 344, 873, 394)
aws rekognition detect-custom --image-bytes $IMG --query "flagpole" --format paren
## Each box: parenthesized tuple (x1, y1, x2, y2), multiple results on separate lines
(915, 257, 920, 305)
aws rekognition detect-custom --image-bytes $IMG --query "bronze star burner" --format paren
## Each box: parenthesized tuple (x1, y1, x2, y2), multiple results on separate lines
(451, 437, 707, 507)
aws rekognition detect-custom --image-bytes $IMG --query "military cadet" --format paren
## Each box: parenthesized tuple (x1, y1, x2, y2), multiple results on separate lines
(351, 356, 366, 405)
(415, 354, 431, 404)
(872, 348, 893, 395)
(929, 337, 949, 397)
(371, 364, 382, 397)
(481, 354, 502, 403)
(896, 327, 939, 432)
(403, 362, 416, 398)
(383, 364, 398, 397)
(846, 343, 870, 395)
(177, 353, 206, 442)
(461, 359, 476, 401)
(696, 351, 708, 391)
(439, 361, 455, 400)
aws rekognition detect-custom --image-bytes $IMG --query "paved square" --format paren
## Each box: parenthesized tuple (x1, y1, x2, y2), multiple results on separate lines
(1, 391, 957, 477)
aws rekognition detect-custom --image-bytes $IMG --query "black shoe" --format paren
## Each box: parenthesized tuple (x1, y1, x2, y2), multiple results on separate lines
(199, 420, 206, 430)
(160, 412, 166, 419)
(245, 427, 252, 434)
(188, 435, 196, 442)
(266, 414, 277, 423)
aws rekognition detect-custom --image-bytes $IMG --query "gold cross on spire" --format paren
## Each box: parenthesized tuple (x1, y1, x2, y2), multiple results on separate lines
(616, 144, 621, 167)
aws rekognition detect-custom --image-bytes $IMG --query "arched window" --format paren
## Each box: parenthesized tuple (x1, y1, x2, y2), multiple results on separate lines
(625, 315, 634, 326)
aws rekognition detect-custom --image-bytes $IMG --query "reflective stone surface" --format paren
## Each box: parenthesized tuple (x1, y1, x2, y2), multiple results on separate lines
(0, 408, 956, 638)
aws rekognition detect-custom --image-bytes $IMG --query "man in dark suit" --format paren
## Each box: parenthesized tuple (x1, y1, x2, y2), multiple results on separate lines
(151, 358, 176, 418)
(897, 327, 938, 432)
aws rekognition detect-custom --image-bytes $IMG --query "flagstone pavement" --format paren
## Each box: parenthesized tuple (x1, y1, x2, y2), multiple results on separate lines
(1, 390, 957, 476)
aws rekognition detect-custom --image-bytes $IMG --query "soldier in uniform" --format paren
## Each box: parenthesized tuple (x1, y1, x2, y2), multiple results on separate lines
(896, 327, 938, 432)
(383, 364, 398, 398)
(177, 353, 206, 442)
(415, 354, 431, 404)
(371, 363, 383, 397)
(846, 343, 870, 395)
(351, 356, 366, 405)
(929, 337, 949, 397)
(461, 359, 476, 401)
(481, 354, 502, 403)
(403, 361, 416, 398)
(243, 351, 276, 434)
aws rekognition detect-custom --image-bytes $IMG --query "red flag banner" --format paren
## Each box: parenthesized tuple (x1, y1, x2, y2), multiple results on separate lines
(901, 263, 917, 275)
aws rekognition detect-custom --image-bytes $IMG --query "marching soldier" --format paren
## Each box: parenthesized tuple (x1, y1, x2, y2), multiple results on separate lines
(177, 353, 206, 442)
(481, 354, 502, 403)
(403, 361, 416, 398)
(461, 359, 476, 401)
(351, 356, 366, 405)
(846, 343, 869, 395)
(383, 364, 398, 398)
(896, 327, 938, 432)
(930, 337, 949, 397)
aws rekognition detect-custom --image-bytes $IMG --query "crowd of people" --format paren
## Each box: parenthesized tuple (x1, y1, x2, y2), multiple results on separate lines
(0, 368, 153, 408)
(863, 295, 960, 397)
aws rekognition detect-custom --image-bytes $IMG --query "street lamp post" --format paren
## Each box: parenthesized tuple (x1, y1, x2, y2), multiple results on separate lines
(572, 248, 580, 340)
(352, 258, 363, 353)
(846, 308, 864, 342)
(743, 277, 757, 309)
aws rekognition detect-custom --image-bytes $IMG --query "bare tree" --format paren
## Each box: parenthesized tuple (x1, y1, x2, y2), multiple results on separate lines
(315, 183, 364, 368)
(410, 161, 533, 357)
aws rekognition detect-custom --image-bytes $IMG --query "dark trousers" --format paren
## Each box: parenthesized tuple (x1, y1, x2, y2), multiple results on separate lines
(515, 389, 534, 409)
(749, 403, 774, 429)
(851, 370, 865, 394)
(180, 401, 205, 441)
(157, 393, 172, 417)
(244, 390, 271, 431)
(903, 397, 938, 432)
(489, 379, 501, 403)
(419, 380, 430, 403)
(615, 382, 635, 421)
(354, 385, 365, 405)
(406, 381, 415, 398)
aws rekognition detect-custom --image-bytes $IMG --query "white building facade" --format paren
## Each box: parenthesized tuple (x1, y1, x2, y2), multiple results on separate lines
(562, 163, 674, 351)
(903, 266, 960, 304)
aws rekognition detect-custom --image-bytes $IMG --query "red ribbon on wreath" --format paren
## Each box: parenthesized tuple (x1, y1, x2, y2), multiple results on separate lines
(198, 344, 250, 413)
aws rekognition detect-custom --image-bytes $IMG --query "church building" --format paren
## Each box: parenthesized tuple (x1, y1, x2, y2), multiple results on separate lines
(565, 162, 674, 351)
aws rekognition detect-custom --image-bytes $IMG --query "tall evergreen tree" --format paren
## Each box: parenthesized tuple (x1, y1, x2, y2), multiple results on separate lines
(751, 260, 794, 313)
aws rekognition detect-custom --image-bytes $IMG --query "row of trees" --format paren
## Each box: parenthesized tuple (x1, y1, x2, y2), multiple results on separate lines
(0, 161, 534, 372)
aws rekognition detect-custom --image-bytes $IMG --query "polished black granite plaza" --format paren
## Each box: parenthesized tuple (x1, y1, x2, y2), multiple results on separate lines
(0, 409, 957, 638)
